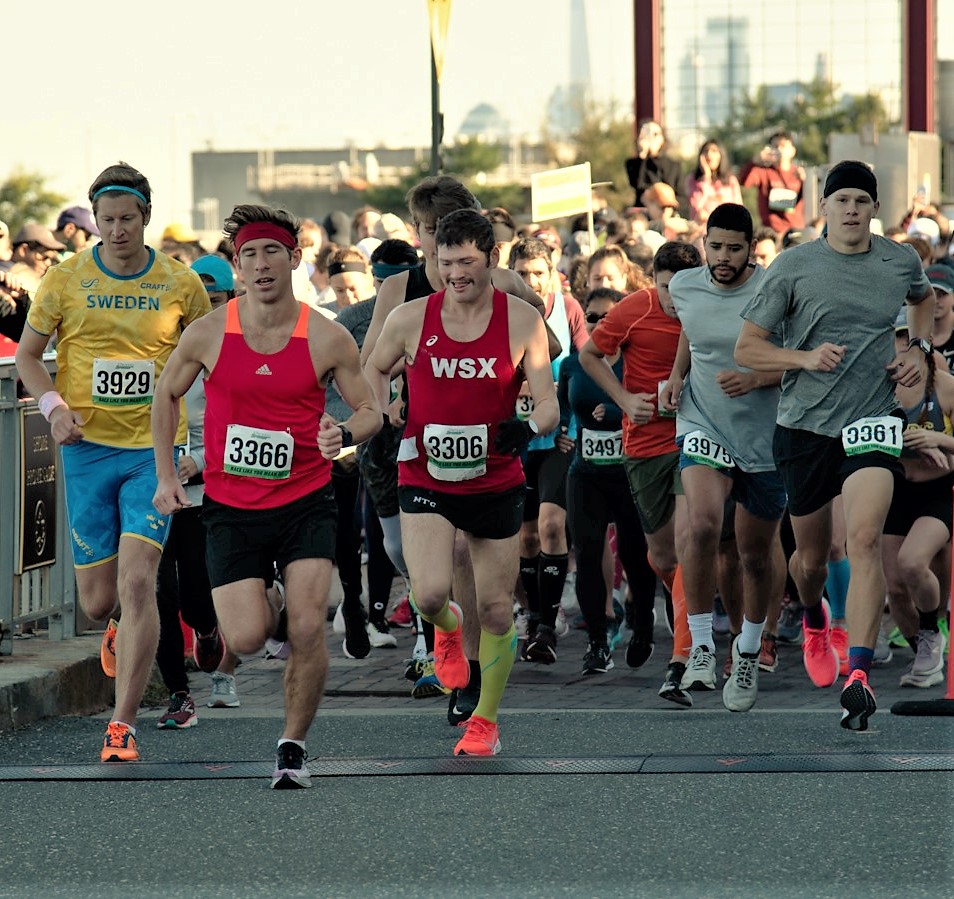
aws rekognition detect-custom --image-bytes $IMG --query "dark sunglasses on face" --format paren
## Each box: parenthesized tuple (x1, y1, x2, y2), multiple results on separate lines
(585, 312, 608, 324)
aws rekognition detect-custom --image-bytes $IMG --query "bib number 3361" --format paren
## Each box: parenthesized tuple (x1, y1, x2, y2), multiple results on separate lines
(225, 424, 293, 479)
(841, 415, 903, 457)
(683, 429, 735, 469)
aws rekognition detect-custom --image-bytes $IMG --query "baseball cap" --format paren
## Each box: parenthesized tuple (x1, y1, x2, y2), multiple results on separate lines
(641, 182, 678, 209)
(781, 226, 819, 249)
(12, 223, 66, 251)
(907, 217, 940, 246)
(56, 206, 99, 237)
(191, 255, 234, 292)
(925, 263, 954, 296)
(162, 222, 198, 243)
(322, 211, 350, 245)
(894, 307, 910, 332)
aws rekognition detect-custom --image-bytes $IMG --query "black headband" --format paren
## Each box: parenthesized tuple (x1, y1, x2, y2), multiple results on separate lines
(824, 163, 878, 202)
(327, 261, 367, 277)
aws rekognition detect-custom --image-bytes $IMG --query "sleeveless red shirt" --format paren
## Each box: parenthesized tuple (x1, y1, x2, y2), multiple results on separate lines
(399, 289, 524, 495)
(203, 299, 330, 509)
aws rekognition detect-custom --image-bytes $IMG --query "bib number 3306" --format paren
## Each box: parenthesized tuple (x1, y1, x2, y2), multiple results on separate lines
(423, 423, 488, 482)
(683, 429, 735, 469)
(224, 424, 293, 479)
(841, 415, 903, 457)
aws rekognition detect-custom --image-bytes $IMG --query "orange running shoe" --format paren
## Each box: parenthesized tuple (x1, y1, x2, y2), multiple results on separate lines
(802, 599, 839, 688)
(100, 722, 139, 762)
(454, 714, 501, 756)
(433, 601, 470, 690)
(831, 625, 849, 677)
(100, 618, 118, 679)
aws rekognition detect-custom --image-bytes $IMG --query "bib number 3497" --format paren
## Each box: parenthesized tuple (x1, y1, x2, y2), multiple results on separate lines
(683, 429, 735, 469)
(841, 415, 903, 457)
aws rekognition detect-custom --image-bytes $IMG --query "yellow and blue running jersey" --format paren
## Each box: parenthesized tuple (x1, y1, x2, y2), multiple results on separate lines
(26, 245, 211, 448)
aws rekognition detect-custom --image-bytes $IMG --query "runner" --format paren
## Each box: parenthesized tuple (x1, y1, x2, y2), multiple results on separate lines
(15, 162, 211, 762)
(366, 209, 558, 755)
(736, 160, 935, 730)
(152, 203, 382, 787)
(662, 203, 787, 712)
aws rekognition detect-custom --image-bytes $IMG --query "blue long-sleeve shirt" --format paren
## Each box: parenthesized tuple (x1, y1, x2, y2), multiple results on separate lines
(558, 354, 624, 473)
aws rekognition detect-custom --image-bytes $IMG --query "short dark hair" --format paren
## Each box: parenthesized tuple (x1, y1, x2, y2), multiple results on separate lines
(753, 226, 778, 245)
(406, 176, 480, 229)
(222, 204, 300, 251)
(88, 161, 151, 216)
(582, 288, 625, 310)
(707, 203, 753, 243)
(370, 239, 418, 267)
(507, 237, 552, 270)
(435, 209, 495, 259)
(653, 241, 703, 274)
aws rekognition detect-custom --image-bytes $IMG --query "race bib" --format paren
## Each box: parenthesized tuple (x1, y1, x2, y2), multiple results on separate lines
(683, 429, 735, 469)
(423, 423, 488, 482)
(767, 187, 798, 213)
(91, 359, 155, 406)
(515, 395, 534, 421)
(841, 415, 903, 457)
(224, 424, 294, 479)
(581, 428, 623, 464)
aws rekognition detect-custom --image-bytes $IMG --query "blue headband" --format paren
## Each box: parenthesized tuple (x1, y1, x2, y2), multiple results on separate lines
(92, 185, 149, 204)
(372, 261, 416, 280)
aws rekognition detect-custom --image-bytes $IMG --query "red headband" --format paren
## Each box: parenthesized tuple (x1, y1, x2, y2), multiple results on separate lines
(233, 222, 298, 254)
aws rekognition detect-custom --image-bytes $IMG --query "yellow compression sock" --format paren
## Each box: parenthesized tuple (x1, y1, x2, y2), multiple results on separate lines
(417, 597, 460, 633)
(472, 625, 518, 724)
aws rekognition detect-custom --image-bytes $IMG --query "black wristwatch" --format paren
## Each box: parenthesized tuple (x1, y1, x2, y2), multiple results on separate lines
(908, 337, 933, 356)
(339, 425, 354, 448)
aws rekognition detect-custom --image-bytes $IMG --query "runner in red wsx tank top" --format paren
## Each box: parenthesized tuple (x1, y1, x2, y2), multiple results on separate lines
(367, 209, 558, 757)
(152, 204, 382, 790)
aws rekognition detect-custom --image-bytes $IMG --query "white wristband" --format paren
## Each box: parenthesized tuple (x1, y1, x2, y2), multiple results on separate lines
(38, 391, 68, 422)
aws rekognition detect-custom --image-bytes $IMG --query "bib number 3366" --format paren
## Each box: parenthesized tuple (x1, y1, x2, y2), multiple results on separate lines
(841, 415, 903, 457)
(224, 424, 293, 479)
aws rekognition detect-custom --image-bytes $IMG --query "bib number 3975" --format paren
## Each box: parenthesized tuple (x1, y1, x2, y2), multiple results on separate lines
(92, 359, 155, 406)
(683, 429, 735, 469)
(423, 423, 488, 482)
(841, 415, 903, 457)
(224, 424, 293, 479)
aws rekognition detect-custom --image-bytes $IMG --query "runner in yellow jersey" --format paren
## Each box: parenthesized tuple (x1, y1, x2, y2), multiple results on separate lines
(15, 161, 210, 762)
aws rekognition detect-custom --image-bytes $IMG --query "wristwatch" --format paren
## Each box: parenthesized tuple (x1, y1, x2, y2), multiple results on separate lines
(908, 337, 933, 355)
(527, 419, 540, 435)
(338, 425, 354, 448)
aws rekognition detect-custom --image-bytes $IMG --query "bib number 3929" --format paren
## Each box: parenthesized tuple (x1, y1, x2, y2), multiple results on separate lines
(92, 359, 155, 406)
(841, 415, 903, 457)
(224, 424, 293, 479)
(683, 429, 735, 469)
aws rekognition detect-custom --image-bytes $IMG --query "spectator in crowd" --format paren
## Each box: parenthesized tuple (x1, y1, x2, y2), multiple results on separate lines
(739, 130, 805, 234)
(685, 139, 742, 226)
(53, 206, 99, 259)
(625, 119, 686, 212)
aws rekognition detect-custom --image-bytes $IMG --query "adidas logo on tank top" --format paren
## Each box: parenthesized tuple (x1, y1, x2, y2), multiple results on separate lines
(255, 364, 273, 376)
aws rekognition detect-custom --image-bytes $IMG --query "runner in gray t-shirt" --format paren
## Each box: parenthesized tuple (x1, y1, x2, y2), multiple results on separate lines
(736, 160, 935, 732)
(663, 203, 787, 713)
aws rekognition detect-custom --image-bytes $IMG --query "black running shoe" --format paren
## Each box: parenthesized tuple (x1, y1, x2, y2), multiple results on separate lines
(582, 641, 614, 675)
(447, 681, 480, 726)
(840, 669, 877, 731)
(658, 661, 692, 708)
(271, 742, 312, 789)
(342, 605, 371, 660)
(525, 624, 557, 664)
(626, 628, 654, 669)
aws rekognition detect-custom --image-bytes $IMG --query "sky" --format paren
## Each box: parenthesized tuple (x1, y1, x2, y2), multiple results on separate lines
(6, 0, 953, 237)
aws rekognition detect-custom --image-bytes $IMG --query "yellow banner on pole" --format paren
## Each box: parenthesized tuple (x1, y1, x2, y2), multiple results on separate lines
(427, 0, 452, 84)
(531, 163, 593, 222)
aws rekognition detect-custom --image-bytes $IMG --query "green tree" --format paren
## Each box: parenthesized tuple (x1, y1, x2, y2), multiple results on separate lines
(443, 140, 503, 178)
(711, 77, 892, 167)
(0, 169, 68, 235)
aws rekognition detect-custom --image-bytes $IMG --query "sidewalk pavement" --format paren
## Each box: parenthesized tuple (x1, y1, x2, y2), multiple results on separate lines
(1, 579, 940, 730)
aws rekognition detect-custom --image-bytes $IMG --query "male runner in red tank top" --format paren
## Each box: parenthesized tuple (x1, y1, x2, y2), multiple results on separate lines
(367, 209, 558, 755)
(152, 204, 381, 789)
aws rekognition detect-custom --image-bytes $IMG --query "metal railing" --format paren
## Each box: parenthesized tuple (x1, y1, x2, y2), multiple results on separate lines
(0, 355, 76, 655)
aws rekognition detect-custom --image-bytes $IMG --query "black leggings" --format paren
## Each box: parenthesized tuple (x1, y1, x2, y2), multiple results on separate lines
(155, 505, 217, 694)
(332, 463, 395, 620)
(567, 465, 656, 643)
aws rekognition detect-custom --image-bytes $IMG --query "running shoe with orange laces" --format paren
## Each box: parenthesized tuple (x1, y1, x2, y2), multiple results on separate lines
(100, 721, 139, 762)
(453, 714, 501, 756)
(830, 625, 849, 677)
(840, 668, 877, 731)
(100, 618, 118, 679)
(433, 601, 470, 690)
(802, 599, 839, 688)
